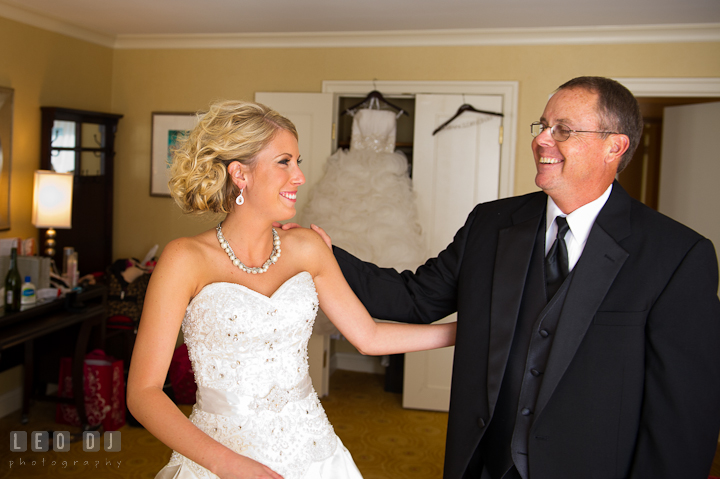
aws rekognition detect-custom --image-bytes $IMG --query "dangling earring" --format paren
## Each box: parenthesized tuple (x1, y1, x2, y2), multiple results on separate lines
(235, 188, 244, 206)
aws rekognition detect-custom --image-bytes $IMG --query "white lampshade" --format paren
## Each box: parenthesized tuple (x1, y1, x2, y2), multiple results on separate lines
(32, 170, 74, 229)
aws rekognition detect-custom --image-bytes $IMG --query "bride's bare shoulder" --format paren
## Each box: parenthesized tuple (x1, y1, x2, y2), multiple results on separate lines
(278, 226, 331, 259)
(158, 229, 217, 265)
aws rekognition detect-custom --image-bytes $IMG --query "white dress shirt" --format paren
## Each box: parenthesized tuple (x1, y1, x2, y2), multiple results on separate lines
(545, 184, 613, 272)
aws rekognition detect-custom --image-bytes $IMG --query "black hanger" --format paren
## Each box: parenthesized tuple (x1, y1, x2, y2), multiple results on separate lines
(343, 90, 406, 117)
(432, 104, 503, 135)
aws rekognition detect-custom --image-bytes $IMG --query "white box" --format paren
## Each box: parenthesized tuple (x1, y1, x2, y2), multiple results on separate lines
(0, 256, 52, 289)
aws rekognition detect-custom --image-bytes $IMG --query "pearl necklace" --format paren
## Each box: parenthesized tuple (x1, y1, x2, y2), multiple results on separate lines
(216, 222, 281, 274)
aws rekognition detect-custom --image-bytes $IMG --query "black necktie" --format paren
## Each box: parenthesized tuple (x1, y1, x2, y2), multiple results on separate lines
(545, 216, 570, 300)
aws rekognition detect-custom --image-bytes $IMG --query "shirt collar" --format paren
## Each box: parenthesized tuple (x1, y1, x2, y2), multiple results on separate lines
(546, 184, 613, 245)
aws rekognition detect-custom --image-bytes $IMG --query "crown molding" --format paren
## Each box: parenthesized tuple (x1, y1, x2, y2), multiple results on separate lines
(616, 77, 720, 97)
(0, 3, 115, 48)
(115, 23, 720, 49)
(1, 4, 718, 50)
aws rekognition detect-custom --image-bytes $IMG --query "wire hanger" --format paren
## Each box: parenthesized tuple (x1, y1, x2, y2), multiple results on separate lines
(432, 103, 503, 135)
(343, 90, 406, 117)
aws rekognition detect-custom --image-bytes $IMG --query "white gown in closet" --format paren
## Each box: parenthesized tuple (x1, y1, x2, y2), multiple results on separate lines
(302, 108, 426, 275)
(155, 273, 363, 479)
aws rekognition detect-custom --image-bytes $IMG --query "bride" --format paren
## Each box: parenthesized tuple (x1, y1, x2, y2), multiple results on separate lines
(126, 100, 456, 479)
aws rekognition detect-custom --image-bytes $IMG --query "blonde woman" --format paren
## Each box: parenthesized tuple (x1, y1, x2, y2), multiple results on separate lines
(127, 100, 456, 479)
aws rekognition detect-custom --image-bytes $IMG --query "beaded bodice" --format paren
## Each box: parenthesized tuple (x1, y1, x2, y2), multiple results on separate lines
(170, 272, 338, 479)
(350, 108, 397, 153)
(183, 272, 319, 397)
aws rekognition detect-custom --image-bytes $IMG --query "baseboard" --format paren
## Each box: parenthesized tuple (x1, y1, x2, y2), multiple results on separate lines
(0, 387, 22, 419)
(330, 352, 385, 375)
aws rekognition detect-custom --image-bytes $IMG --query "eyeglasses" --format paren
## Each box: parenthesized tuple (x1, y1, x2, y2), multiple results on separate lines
(530, 122, 619, 142)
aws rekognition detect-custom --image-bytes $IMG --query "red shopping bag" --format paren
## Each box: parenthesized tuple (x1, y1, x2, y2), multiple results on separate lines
(56, 349, 126, 430)
(169, 344, 197, 405)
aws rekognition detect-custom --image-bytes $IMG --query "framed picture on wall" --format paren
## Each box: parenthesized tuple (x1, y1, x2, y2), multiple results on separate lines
(0, 87, 13, 230)
(150, 112, 198, 197)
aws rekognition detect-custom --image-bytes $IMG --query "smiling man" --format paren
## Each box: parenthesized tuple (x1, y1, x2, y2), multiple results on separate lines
(532, 82, 631, 214)
(332, 76, 720, 478)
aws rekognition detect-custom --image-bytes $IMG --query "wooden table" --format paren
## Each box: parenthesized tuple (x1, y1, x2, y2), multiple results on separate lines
(0, 285, 108, 430)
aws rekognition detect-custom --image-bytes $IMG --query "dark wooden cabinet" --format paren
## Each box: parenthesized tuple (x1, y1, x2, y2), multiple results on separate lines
(40, 107, 123, 276)
(0, 285, 108, 429)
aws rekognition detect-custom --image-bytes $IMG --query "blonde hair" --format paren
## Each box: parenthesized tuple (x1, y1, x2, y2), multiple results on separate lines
(168, 100, 298, 214)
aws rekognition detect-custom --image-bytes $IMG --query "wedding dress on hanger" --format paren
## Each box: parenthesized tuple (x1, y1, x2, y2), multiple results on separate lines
(302, 107, 427, 336)
(303, 108, 426, 273)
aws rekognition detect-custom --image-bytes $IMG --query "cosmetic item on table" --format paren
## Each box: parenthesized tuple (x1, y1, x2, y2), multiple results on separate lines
(21, 276, 36, 305)
(66, 251, 79, 288)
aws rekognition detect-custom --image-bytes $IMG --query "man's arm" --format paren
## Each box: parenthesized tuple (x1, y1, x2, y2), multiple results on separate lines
(332, 207, 481, 325)
(631, 238, 720, 477)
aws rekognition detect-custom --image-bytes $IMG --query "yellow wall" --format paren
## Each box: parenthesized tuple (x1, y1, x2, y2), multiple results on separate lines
(0, 17, 114, 243)
(2, 14, 719, 261)
(110, 42, 720, 259)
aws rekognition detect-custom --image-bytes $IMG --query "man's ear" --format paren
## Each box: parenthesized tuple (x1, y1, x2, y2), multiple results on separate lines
(606, 134, 630, 166)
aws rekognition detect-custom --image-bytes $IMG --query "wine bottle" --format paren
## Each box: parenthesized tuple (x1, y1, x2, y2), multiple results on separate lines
(5, 247, 22, 312)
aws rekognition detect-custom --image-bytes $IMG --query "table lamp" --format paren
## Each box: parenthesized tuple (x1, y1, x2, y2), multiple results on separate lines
(31, 170, 74, 256)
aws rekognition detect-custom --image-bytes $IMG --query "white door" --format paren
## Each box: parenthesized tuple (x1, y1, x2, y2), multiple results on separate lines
(254, 92, 334, 225)
(658, 101, 720, 279)
(404, 94, 503, 411)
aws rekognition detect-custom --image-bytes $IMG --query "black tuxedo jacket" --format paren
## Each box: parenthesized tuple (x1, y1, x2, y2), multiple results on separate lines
(335, 183, 720, 479)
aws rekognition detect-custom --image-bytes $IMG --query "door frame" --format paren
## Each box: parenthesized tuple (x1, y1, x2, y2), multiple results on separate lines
(323, 80, 519, 199)
(615, 77, 720, 211)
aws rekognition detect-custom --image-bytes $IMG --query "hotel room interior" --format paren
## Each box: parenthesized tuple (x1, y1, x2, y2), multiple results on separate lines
(0, 0, 718, 477)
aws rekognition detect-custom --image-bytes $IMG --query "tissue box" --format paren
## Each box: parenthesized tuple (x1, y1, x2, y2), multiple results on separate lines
(0, 256, 51, 289)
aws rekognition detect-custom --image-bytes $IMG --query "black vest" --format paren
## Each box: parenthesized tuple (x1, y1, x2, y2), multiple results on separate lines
(477, 219, 575, 479)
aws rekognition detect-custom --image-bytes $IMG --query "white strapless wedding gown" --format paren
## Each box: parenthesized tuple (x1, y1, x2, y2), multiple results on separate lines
(156, 272, 363, 479)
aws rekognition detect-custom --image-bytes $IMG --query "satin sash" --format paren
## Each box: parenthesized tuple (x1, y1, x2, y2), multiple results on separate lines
(196, 375, 313, 416)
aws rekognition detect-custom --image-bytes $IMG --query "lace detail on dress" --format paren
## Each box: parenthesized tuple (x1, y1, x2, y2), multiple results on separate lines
(249, 375, 313, 413)
(350, 109, 397, 153)
(164, 272, 339, 479)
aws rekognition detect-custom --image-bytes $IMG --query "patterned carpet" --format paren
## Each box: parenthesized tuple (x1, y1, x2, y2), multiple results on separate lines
(0, 370, 447, 478)
(321, 371, 447, 479)
(3, 370, 720, 478)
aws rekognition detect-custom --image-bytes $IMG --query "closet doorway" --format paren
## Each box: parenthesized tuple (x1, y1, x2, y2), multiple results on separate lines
(617, 78, 720, 282)
(617, 96, 718, 211)
(258, 80, 518, 411)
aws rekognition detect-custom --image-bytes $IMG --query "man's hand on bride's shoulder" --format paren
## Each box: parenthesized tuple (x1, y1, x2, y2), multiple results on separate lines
(272, 222, 332, 250)
(273, 221, 300, 230)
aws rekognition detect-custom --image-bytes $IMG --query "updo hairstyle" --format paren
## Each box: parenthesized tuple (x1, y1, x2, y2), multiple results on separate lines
(168, 100, 298, 214)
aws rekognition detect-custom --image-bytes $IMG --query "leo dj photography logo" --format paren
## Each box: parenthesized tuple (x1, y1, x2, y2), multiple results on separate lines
(9, 431, 122, 471)
(10, 431, 120, 452)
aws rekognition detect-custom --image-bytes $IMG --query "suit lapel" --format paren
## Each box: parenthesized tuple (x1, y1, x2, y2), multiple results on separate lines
(534, 183, 631, 418)
(487, 194, 546, 415)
